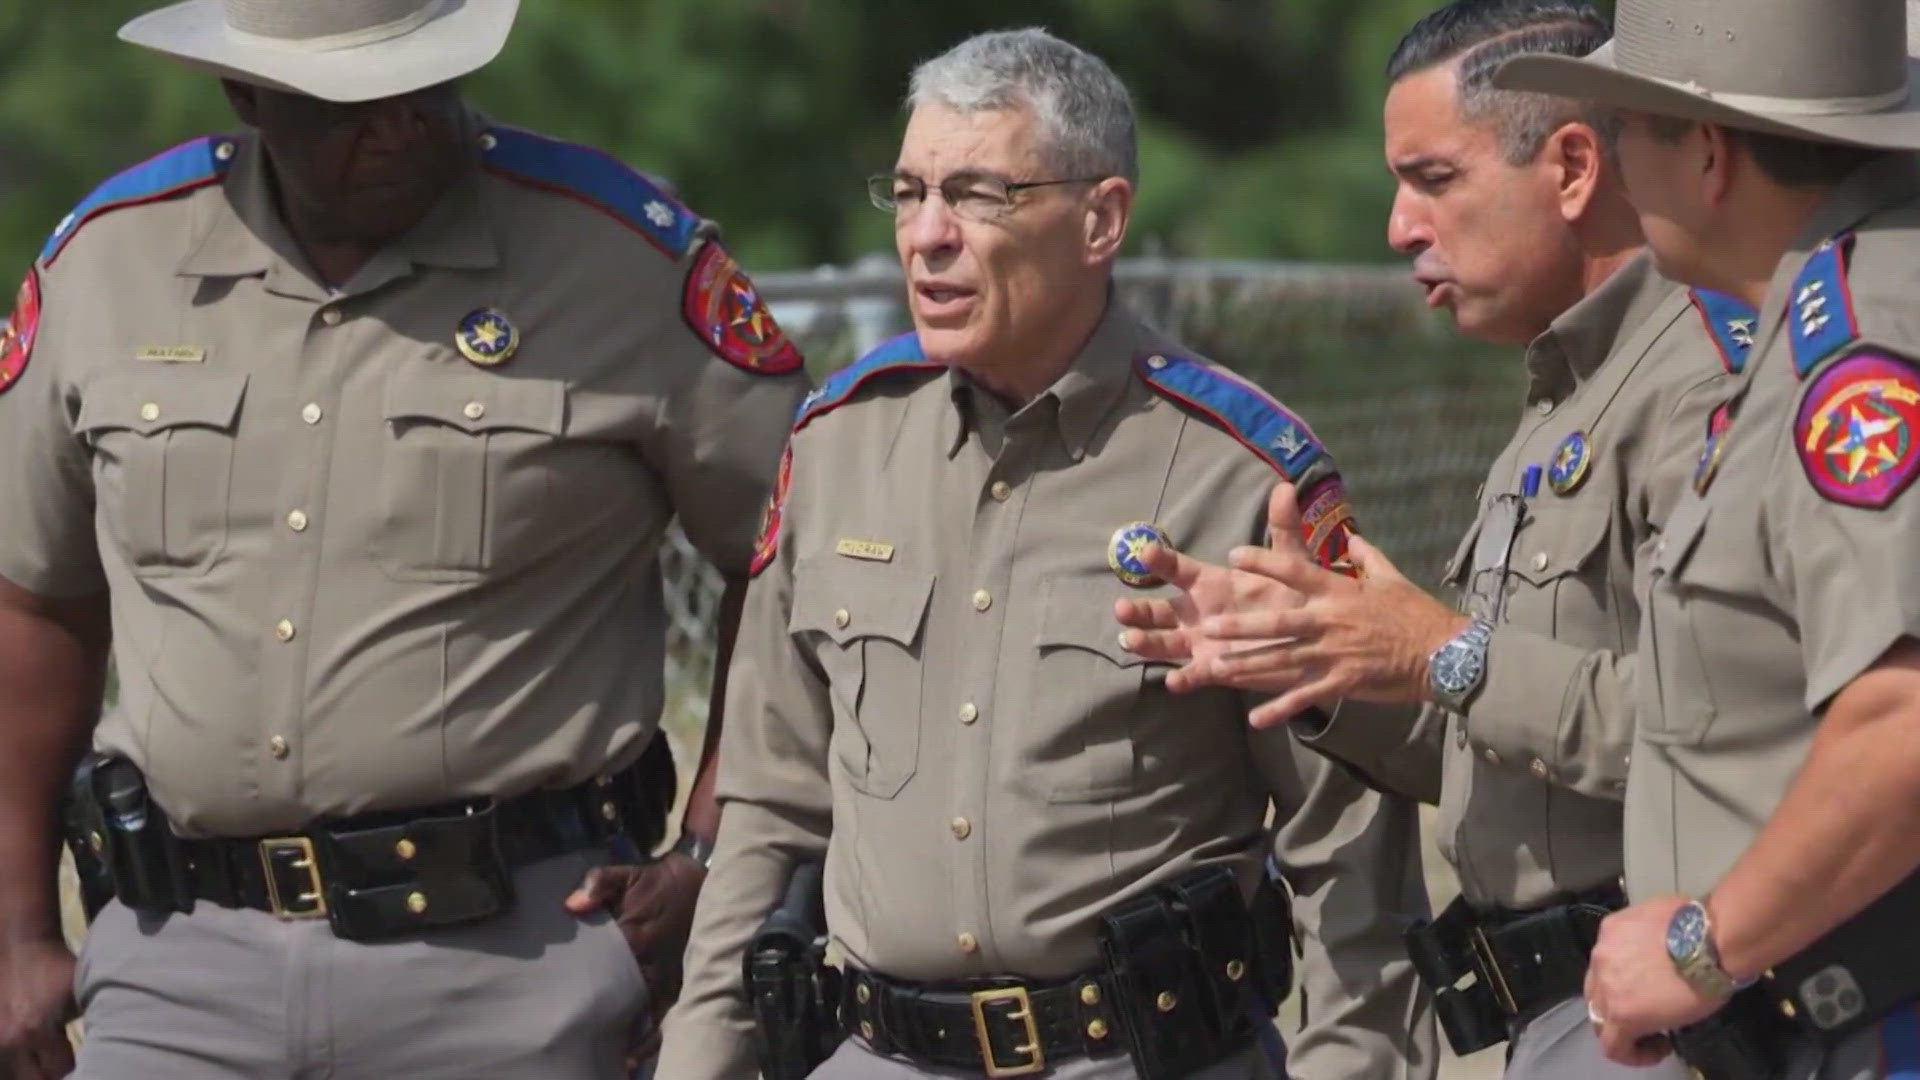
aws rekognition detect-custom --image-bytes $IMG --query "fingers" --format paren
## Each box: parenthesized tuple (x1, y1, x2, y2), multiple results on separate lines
(1113, 596, 1181, 632)
(1201, 608, 1310, 642)
(1139, 543, 1210, 592)
(1345, 533, 1401, 582)
(1118, 628, 1196, 663)
(1164, 660, 1229, 695)
(1265, 481, 1306, 553)
(1247, 677, 1344, 728)
(564, 864, 639, 914)
(1226, 542, 1319, 594)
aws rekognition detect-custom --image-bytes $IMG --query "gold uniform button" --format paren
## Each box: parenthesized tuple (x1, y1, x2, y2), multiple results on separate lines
(1156, 991, 1179, 1012)
(395, 838, 418, 861)
(1225, 959, 1247, 982)
(856, 983, 872, 1004)
(301, 403, 323, 425)
(213, 140, 236, 162)
(1087, 1018, 1110, 1040)
(139, 402, 161, 422)
(287, 510, 309, 532)
(462, 401, 487, 421)
(834, 608, 851, 629)
(957, 932, 979, 954)
(1080, 983, 1101, 1006)
(958, 702, 979, 725)
(1147, 354, 1168, 370)
(1529, 758, 1550, 780)
(1482, 747, 1501, 766)
(601, 800, 620, 823)
(990, 480, 1012, 503)
(1535, 399, 1555, 416)
(321, 307, 343, 327)
(274, 619, 296, 642)
(1531, 552, 1550, 572)
(950, 817, 972, 840)
(267, 735, 289, 759)
(406, 891, 429, 915)
(972, 589, 992, 612)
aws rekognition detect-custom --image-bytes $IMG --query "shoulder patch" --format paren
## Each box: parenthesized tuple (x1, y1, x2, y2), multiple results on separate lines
(480, 126, 698, 260)
(681, 242, 802, 375)
(1795, 347, 1920, 509)
(1297, 475, 1359, 575)
(1689, 288, 1758, 373)
(1788, 235, 1861, 379)
(1135, 352, 1327, 480)
(0, 267, 42, 395)
(749, 442, 794, 577)
(793, 333, 942, 431)
(41, 136, 236, 266)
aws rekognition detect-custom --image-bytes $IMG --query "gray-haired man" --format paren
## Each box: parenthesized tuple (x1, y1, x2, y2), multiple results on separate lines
(655, 27, 1435, 1080)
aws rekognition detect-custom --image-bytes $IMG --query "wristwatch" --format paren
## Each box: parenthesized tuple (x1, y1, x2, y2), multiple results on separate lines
(1427, 618, 1493, 712)
(672, 830, 713, 869)
(1666, 898, 1746, 1000)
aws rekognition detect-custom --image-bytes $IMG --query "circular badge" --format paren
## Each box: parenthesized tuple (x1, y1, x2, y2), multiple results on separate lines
(1547, 431, 1592, 495)
(1109, 522, 1171, 588)
(1795, 350, 1920, 509)
(456, 307, 519, 367)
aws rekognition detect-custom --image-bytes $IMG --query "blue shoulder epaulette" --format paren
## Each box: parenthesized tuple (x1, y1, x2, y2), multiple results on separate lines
(1689, 288, 1758, 374)
(1137, 352, 1327, 479)
(480, 125, 699, 260)
(794, 333, 942, 430)
(1788, 235, 1860, 378)
(41, 135, 236, 266)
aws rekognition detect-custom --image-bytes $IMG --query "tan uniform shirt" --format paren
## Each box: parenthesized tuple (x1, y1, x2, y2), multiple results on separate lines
(660, 303, 1436, 1080)
(1305, 255, 1741, 909)
(0, 126, 810, 836)
(1632, 156, 1920, 902)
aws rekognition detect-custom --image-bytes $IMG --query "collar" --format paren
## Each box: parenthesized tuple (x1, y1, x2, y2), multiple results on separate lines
(1524, 251, 1668, 405)
(943, 298, 1142, 461)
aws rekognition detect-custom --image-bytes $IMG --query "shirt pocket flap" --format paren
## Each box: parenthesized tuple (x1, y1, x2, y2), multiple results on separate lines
(788, 558, 934, 648)
(382, 369, 566, 436)
(1508, 506, 1611, 586)
(1038, 577, 1171, 668)
(77, 371, 248, 437)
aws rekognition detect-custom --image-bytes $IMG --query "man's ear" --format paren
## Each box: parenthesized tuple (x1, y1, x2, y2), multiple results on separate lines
(221, 79, 261, 127)
(1549, 121, 1606, 223)
(1700, 122, 1737, 208)
(1084, 176, 1134, 266)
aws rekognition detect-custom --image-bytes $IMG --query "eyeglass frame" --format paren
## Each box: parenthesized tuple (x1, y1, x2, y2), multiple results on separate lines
(867, 170, 1109, 221)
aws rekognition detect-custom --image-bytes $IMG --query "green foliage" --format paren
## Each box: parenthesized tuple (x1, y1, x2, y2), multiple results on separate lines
(0, 0, 1511, 277)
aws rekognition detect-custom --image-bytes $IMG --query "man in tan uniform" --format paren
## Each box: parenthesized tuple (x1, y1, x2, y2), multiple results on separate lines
(1492, 0, 1920, 1076)
(0, 2, 808, 1078)
(657, 28, 1434, 1080)
(1112, 3, 1737, 1076)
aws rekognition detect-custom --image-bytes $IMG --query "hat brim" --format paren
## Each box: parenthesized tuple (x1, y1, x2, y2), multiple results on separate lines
(1495, 41, 1920, 151)
(119, 0, 519, 104)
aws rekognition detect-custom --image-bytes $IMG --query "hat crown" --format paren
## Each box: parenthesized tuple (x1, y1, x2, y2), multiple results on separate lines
(1614, 0, 1908, 116)
(222, 0, 442, 47)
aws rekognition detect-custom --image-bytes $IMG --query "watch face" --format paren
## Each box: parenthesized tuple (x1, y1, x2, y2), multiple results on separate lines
(1434, 642, 1484, 694)
(1667, 902, 1707, 962)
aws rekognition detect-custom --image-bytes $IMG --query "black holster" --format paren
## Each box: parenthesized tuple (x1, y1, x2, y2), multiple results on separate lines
(746, 860, 843, 1080)
(63, 753, 193, 919)
(1095, 864, 1293, 1080)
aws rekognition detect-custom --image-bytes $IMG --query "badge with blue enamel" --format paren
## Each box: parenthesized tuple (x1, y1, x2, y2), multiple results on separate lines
(1547, 431, 1592, 495)
(1109, 522, 1171, 587)
(456, 307, 520, 367)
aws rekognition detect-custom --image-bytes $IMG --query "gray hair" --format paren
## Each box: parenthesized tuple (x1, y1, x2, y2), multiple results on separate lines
(1386, 1, 1616, 166)
(907, 28, 1138, 182)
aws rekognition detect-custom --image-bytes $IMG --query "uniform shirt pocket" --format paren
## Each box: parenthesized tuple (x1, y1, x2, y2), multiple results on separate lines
(1030, 577, 1172, 803)
(1639, 497, 1718, 745)
(75, 370, 247, 575)
(1504, 506, 1612, 638)
(788, 557, 933, 799)
(375, 368, 566, 582)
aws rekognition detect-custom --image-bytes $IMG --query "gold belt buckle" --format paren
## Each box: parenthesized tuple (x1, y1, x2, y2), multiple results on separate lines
(1469, 925, 1520, 1016)
(969, 986, 1045, 1078)
(258, 837, 328, 919)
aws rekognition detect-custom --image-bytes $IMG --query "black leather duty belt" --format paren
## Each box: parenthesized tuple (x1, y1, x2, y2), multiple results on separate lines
(842, 968, 1126, 1079)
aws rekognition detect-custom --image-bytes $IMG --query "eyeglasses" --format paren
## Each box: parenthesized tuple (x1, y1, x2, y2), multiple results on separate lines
(867, 172, 1105, 222)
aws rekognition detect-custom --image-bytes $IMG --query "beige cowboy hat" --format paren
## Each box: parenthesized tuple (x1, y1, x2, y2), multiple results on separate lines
(1494, 0, 1920, 150)
(119, 0, 519, 104)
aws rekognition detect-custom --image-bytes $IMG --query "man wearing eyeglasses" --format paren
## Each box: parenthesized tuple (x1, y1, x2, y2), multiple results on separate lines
(656, 26, 1434, 1080)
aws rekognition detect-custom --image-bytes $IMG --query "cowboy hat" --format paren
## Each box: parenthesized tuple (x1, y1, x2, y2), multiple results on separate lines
(119, 0, 519, 104)
(1493, 0, 1920, 151)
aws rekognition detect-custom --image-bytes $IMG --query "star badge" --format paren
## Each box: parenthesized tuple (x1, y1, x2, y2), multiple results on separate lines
(1109, 522, 1172, 588)
(455, 307, 521, 367)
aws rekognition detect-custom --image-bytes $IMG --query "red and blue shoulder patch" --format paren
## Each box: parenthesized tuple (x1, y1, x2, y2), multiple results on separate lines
(748, 334, 942, 576)
(1795, 347, 1920, 509)
(0, 268, 42, 396)
(40, 135, 236, 266)
(1787, 235, 1861, 379)
(480, 125, 698, 261)
(1136, 351, 1357, 572)
(681, 241, 802, 375)
(1689, 288, 1758, 374)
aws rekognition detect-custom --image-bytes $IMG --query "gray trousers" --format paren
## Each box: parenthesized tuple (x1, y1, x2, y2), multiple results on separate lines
(72, 847, 649, 1080)
(1503, 995, 1692, 1080)
(806, 1035, 1280, 1079)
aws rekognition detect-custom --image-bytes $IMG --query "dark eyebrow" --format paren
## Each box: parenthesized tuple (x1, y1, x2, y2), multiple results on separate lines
(1389, 155, 1457, 178)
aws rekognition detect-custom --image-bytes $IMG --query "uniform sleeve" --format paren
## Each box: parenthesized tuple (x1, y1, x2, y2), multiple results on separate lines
(1254, 722, 1438, 1079)
(0, 262, 105, 596)
(1292, 701, 1444, 805)
(1458, 629, 1635, 798)
(655, 461, 833, 1080)
(1776, 344, 1920, 710)
(648, 234, 813, 575)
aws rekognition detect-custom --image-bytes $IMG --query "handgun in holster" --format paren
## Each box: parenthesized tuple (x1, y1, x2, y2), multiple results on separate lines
(745, 860, 843, 1080)
(62, 753, 193, 920)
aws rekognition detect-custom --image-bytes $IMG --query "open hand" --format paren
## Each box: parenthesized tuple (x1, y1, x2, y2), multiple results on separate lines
(565, 853, 707, 1068)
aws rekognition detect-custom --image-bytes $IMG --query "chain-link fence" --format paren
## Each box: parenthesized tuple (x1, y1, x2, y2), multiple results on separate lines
(658, 257, 1522, 743)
